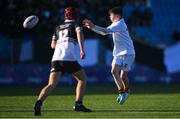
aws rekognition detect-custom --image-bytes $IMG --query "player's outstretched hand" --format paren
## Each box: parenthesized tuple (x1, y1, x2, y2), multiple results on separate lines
(80, 50, 86, 59)
(83, 19, 94, 29)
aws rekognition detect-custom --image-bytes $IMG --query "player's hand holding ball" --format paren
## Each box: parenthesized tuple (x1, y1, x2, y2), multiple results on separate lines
(23, 15, 39, 29)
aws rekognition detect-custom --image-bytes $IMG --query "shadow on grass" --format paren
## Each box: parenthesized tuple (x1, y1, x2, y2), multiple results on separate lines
(0, 109, 180, 113)
(0, 83, 180, 96)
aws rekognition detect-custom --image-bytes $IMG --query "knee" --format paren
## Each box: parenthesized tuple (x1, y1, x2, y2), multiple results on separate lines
(121, 74, 128, 80)
(111, 68, 119, 76)
(74, 69, 87, 81)
(47, 84, 56, 89)
(78, 75, 86, 83)
(81, 72, 87, 81)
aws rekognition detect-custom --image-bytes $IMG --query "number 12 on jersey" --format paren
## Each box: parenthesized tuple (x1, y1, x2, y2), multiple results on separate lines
(59, 29, 68, 41)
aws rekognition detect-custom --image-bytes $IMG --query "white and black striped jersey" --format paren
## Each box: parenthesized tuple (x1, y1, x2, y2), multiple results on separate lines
(51, 20, 82, 61)
(52, 20, 81, 43)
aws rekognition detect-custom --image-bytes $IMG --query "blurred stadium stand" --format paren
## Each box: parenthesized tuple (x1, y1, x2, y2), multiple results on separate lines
(0, 0, 180, 85)
(1, 64, 180, 85)
(131, 0, 180, 46)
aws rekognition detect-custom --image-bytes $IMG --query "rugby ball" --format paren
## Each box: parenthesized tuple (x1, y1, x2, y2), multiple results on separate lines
(23, 15, 39, 29)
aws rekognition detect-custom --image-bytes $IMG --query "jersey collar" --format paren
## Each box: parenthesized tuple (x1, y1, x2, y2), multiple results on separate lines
(113, 18, 124, 24)
(65, 19, 75, 22)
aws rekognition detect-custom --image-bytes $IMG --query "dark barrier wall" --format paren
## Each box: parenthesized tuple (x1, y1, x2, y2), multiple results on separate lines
(134, 41, 166, 71)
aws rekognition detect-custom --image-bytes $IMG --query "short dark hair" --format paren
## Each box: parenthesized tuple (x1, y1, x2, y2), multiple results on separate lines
(108, 7, 123, 17)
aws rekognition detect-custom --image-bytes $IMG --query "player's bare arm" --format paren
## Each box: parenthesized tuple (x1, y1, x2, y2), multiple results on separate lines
(51, 40, 56, 49)
(83, 19, 95, 29)
(83, 19, 111, 35)
(76, 27, 85, 59)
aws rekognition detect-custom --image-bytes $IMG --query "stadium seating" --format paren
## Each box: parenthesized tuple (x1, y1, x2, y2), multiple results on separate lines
(131, 0, 180, 47)
(0, 0, 180, 85)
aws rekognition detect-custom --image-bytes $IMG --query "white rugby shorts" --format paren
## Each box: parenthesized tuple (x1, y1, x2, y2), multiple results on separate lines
(112, 55, 135, 71)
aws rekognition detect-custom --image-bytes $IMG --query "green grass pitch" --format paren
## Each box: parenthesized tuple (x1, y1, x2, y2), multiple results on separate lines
(0, 84, 180, 118)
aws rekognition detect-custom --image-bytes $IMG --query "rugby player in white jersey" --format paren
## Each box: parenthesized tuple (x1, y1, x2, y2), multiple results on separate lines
(83, 7, 135, 104)
(34, 7, 91, 115)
